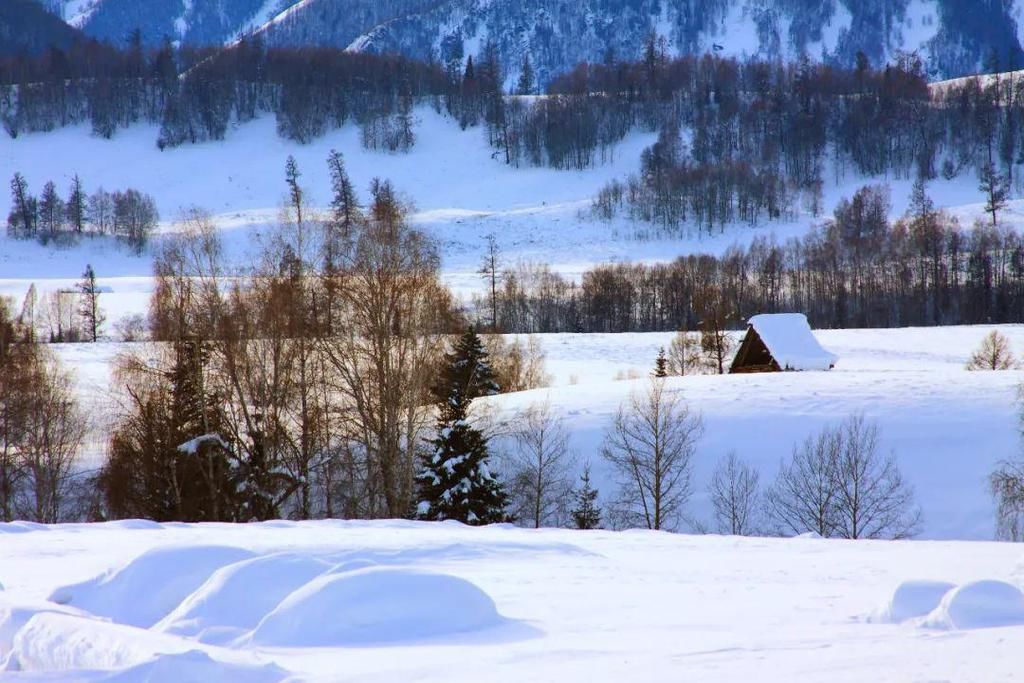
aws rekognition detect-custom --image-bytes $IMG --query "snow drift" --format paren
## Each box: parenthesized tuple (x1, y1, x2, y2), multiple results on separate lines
(248, 566, 506, 647)
(870, 580, 957, 623)
(154, 552, 333, 644)
(48, 545, 256, 628)
(920, 580, 1024, 630)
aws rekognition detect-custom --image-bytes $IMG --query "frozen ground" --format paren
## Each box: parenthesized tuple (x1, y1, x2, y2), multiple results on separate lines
(1, 520, 1024, 682)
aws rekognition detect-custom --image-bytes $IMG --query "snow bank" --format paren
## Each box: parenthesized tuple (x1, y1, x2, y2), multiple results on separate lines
(870, 580, 955, 623)
(248, 566, 505, 647)
(49, 545, 256, 627)
(920, 580, 1024, 630)
(745, 313, 838, 371)
(0, 600, 78, 660)
(0, 522, 49, 534)
(101, 650, 286, 683)
(5, 612, 192, 672)
(155, 552, 333, 644)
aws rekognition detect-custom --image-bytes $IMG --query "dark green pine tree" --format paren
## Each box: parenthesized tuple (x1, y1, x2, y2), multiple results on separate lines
(653, 347, 669, 377)
(571, 464, 602, 530)
(416, 327, 508, 525)
(166, 336, 238, 521)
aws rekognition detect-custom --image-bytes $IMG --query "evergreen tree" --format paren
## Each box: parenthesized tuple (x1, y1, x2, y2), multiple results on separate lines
(77, 264, 105, 342)
(654, 347, 668, 377)
(38, 180, 64, 243)
(416, 327, 507, 525)
(571, 464, 602, 529)
(7, 173, 36, 239)
(517, 54, 535, 95)
(979, 160, 1010, 226)
(66, 174, 86, 234)
(325, 149, 361, 273)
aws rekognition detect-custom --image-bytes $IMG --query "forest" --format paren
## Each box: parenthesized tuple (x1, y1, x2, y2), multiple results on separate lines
(2, 36, 1022, 210)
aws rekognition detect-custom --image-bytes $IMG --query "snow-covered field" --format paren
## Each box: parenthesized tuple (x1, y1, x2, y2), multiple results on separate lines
(2, 520, 1024, 682)
(49, 324, 1024, 542)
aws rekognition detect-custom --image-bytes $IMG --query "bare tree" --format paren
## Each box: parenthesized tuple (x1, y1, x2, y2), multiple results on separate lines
(485, 334, 550, 392)
(320, 179, 453, 517)
(478, 234, 502, 331)
(831, 416, 921, 539)
(765, 426, 841, 537)
(667, 330, 704, 376)
(991, 459, 1024, 541)
(15, 350, 88, 523)
(966, 330, 1017, 370)
(765, 416, 920, 539)
(601, 378, 703, 530)
(708, 451, 761, 535)
(507, 400, 575, 528)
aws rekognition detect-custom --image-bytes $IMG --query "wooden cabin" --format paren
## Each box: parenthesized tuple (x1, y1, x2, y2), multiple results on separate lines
(729, 313, 837, 374)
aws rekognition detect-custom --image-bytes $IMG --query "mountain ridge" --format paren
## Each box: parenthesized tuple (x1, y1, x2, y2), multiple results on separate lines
(25, 0, 1024, 83)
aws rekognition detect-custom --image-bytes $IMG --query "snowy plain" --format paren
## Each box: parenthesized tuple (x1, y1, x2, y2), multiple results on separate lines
(2, 520, 1024, 682)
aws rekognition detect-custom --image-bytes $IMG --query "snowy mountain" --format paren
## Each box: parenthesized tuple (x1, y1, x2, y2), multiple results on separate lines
(0, 0, 85, 57)
(39, 0, 301, 45)
(36, 0, 1024, 81)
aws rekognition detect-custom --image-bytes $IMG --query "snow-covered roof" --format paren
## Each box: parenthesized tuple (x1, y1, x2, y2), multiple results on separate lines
(746, 313, 838, 371)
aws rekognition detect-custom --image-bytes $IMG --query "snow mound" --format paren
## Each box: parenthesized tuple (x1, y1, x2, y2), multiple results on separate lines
(101, 650, 287, 683)
(249, 566, 504, 647)
(5, 612, 191, 672)
(155, 553, 333, 644)
(0, 522, 48, 534)
(921, 580, 1024, 630)
(48, 545, 256, 627)
(871, 580, 956, 623)
(103, 519, 165, 530)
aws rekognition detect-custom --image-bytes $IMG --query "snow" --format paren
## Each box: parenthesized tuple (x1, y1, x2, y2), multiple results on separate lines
(49, 545, 257, 628)
(177, 433, 230, 455)
(0, 522, 1023, 680)
(920, 580, 1024, 630)
(870, 579, 956, 623)
(154, 553, 333, 644)
(247, 566, 508, 647)
(745, 313, 838, 371)
(900, 0, 941, 57)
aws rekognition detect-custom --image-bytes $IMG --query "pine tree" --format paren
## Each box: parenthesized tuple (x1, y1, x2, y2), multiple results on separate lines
(571, 464, 602, 530)
(416, 327, 508, 525)
(979, 160, 1010, 227)
(38, 180, 65, 243)
(516, 54, 535, 95)
(7, 173, 37, 239)
(66, 174, 86, 234)
(653, 347, 668, 377)
(77, 264, 105, 342)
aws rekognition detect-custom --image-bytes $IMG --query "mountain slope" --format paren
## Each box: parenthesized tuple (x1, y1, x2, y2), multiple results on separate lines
(29, 0, 1024, 79)
(256, 0, 1024, 82)
(0, 0, 86, 57)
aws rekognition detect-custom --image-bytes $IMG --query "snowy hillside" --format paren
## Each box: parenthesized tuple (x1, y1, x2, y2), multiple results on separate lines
(2, 520, 1024, 681)
(2, 106, 1018, 325)
(28, 0, 1024, 81)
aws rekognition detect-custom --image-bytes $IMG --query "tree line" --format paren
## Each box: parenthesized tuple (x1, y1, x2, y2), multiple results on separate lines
(478, 181, 1024, 333)
(4, 35, 1024, 200)
(7, 172, 158, 252)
